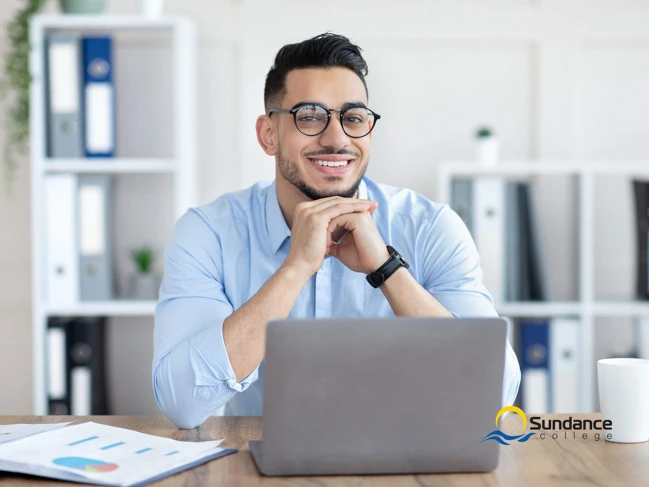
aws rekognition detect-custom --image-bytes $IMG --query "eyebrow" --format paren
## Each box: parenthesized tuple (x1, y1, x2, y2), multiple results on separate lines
(290, 100, 368, 110)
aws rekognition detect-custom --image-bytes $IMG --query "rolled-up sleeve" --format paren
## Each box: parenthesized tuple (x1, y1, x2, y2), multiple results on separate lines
(153, 208, 259, 429)
(419, 205, 521, 407)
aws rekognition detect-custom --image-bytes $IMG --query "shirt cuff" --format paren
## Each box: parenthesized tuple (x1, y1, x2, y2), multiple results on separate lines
(189, 321, 260, 395)
(225, 367, 259, 392)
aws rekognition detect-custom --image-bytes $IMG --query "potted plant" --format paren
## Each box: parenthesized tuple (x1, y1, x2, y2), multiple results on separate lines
(59, 0, 106, 14)
(140, 0, 164, 18)
(0, 0, 47, 196)
(474, 125, 499, 167)
(129, 245, 160, 300)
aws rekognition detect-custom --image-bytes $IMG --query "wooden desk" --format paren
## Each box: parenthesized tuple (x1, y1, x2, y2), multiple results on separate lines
(0, 414, 647, 486)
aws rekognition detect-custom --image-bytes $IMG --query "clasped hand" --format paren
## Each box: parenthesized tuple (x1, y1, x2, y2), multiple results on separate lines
(284, 196, 390, 277)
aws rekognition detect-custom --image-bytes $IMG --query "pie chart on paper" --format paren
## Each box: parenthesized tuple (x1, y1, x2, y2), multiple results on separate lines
(53, 457, 119, 472)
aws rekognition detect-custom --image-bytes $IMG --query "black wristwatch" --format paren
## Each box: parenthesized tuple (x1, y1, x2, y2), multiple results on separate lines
(366, 245, 410, 288)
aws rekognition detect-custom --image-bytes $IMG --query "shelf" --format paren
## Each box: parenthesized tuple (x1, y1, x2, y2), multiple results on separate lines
(42, 159, 177, 174)
(495, 301, 649, 317)
(32, 14, 187, 30)
(30, 12, 198, 416)
(438, 160, 649, 176)
(496, 301, 582, 317)
(45, 300, 157, 317)
(592, 301, 649, 317)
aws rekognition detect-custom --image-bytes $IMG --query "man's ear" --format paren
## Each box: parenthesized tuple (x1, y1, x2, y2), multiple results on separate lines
(256, 115, 277, 156)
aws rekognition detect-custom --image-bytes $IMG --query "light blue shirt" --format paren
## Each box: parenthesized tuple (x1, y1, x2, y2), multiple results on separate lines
(153, 177, 521, 429)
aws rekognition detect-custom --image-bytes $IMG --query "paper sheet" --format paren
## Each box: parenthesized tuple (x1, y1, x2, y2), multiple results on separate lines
(0, 422, 72, 446)
(0, 421, 235, 487)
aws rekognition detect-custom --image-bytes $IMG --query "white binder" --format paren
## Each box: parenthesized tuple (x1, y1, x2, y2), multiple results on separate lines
(45, 175, 79, 305)
(550, 318, 580, 413)
(71, 367, 92, 416)
(46, 325, 67, 400)
(471, 177, 506, 303)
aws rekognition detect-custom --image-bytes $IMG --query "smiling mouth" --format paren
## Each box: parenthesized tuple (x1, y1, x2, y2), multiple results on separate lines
(309, 158, 353, 167)
(306, 158, 355, 175)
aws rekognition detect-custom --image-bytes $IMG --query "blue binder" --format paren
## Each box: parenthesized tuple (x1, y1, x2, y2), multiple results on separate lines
(520, 319, 551, 413)
(82, 36, 115, 157)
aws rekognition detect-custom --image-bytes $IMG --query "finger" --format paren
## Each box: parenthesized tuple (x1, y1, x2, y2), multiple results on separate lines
(298, 200, 367, 224)
(327, 212, 362, 236)
(300, 195, 344, 209)
(310, 197, 378, 213)
(330, 225, 348, 243)
(293, 196, 346, 217)
(318, 200, 378, 224)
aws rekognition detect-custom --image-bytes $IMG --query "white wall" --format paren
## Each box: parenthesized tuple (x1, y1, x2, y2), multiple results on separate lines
(1, 0, 648, 413)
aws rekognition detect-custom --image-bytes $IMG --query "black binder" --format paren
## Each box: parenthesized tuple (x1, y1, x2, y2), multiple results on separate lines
(67, 317, 109, 415)
(633, 180, 649, 299)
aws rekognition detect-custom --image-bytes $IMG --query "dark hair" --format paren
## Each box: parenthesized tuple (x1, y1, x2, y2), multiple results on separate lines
(264, 33, 369, 111)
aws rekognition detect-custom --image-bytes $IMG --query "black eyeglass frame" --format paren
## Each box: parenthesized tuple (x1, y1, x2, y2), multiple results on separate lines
(268, 103, 381, 138)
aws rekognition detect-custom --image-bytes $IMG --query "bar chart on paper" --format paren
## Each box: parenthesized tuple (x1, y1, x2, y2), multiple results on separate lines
(51, 433, 184, 473)
(0, 422, 236, 486)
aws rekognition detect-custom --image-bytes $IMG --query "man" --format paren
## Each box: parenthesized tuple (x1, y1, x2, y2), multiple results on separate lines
(153, 33, 521, 429)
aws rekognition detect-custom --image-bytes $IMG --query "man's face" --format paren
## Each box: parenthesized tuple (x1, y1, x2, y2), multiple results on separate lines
(274, 67, 372, 200)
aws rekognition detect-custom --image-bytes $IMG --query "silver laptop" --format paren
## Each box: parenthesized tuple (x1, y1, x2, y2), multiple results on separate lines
(250, 317, 509, 476)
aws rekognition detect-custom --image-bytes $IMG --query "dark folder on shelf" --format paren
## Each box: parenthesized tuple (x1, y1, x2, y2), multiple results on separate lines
(520, 319, 550, 413)
(633, 180, 649, 300)
(522, 183, 547, 301)
(82, 36, 115, 157)
(67, 317, 109, 415)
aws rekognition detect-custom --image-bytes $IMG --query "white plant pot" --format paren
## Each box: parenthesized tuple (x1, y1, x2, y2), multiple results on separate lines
(475, 137, 499, 167)
(140, 0, 164, 18)
(129, 273, 160, 300)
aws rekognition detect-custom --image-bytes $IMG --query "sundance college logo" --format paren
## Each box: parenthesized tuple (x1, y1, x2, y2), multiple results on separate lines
(481, 406, 613, 445)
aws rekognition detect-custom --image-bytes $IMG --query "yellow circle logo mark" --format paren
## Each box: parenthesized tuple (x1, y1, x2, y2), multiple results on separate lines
(495, 406, 527, 433)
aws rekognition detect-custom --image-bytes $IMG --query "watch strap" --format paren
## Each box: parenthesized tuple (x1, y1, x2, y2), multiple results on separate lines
(366, 245, 409, 288)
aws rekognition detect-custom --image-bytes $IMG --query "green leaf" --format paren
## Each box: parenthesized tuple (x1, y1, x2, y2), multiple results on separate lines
(0, 0, 47, 198)
(131, 246, 156, 273)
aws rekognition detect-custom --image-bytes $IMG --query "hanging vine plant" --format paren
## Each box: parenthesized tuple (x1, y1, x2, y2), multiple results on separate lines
(0, 0, 47, 197)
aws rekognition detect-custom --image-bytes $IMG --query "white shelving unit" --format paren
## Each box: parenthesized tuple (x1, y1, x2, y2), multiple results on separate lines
(438, 160, 649, 413)
(29, 15, 198, 415)
(44, 159, 178, 174)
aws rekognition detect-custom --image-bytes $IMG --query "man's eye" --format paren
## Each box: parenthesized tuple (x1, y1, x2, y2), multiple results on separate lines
(344, 116, 363, 124)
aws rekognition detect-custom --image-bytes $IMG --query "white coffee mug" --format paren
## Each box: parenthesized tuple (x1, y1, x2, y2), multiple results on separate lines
(598, 358, 649, 443)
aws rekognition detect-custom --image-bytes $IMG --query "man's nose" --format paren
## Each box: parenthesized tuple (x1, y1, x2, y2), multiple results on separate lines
(318, 114, 351, 150)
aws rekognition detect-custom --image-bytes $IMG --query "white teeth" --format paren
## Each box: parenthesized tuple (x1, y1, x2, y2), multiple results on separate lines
(312, 159, 350, 167)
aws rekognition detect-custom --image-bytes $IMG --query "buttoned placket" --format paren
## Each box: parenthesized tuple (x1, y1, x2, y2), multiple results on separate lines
(314, 256, 332, 317)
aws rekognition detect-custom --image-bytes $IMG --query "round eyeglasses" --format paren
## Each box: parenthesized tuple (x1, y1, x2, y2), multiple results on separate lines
(268, 104, 381, 138)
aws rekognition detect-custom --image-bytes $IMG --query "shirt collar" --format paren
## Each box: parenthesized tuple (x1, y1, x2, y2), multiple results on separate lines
(266, 181, 291, 254)
(265, 178, 370, 255)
